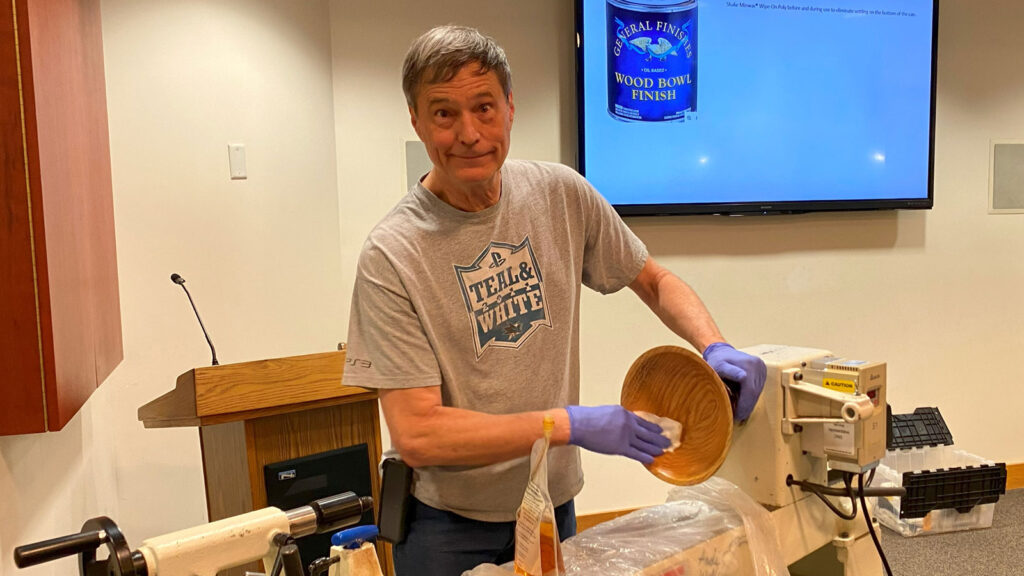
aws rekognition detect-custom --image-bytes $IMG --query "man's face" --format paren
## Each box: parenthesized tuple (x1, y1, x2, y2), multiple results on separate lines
(410, 64, 514, 193)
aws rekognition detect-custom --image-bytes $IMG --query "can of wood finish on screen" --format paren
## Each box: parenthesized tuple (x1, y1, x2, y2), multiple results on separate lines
(607, 0, 697, 122)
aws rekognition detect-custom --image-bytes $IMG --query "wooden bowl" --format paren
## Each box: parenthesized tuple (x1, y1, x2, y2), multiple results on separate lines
(620, 346, 733, 485)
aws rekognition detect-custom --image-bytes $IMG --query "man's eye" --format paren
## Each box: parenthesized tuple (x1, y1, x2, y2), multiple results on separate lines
(435, 109, 450, 118)
(480, 104, 492, 113)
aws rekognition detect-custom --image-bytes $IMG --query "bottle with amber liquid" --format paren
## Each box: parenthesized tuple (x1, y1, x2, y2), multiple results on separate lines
(513, 414, 564, 576)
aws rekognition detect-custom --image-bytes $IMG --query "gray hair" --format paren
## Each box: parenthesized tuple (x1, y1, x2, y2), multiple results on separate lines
(402, 25, 513, 109)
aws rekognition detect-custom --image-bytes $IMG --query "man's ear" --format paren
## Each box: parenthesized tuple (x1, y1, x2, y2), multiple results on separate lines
(409, 105, 419, 133)
(507, 92, 515, 127)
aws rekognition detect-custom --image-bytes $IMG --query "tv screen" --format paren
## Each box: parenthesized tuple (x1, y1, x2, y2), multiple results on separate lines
(576, 0, 938, 215)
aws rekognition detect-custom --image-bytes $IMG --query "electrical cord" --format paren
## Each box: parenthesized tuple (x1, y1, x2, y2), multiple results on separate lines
(786, 475, 905, 498)
(787, 474, 858, 520)
(786, 469, 907, 522)
(787, 470, 896, 574)
(859, 472, 894, 576)
(843, 472, 858, 516)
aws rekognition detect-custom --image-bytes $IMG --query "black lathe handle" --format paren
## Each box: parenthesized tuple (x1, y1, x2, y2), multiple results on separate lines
(13, 530, 106, 568)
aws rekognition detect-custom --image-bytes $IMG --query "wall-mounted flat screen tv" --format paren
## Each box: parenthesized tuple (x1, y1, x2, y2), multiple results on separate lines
(576, 0, 938, 215)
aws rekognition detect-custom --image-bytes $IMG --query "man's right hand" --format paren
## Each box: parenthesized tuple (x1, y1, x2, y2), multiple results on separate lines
(565, 405, 670, 465)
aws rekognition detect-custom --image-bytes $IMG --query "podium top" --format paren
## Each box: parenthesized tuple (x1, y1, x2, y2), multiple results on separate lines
(138, 350, 377, 428)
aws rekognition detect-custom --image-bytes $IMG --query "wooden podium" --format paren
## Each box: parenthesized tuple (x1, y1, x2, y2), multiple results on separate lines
(138, 350, 392, 575)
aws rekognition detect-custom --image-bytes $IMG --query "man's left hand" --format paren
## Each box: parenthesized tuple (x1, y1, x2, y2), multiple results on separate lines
(702, 343, 766, 421)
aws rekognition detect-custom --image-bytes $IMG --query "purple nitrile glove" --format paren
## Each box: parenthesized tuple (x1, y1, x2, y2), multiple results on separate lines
(702, 342, 767, 421)
(565, 405, 671, 465)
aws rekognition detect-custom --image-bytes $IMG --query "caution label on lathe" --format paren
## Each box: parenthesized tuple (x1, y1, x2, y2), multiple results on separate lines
(824, 378, 856, 394)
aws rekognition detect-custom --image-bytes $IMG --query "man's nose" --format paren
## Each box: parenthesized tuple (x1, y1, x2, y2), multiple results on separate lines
(455, 112, 481, 146)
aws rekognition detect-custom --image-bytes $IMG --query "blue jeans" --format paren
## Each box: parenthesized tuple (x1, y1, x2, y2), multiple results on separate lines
(392, 497, 577, 576)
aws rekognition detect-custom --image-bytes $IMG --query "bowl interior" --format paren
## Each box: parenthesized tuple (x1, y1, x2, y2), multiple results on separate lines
(620, 346, 733, 485)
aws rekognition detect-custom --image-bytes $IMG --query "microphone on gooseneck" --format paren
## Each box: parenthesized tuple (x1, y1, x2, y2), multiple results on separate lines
(170, 273, 219, 366)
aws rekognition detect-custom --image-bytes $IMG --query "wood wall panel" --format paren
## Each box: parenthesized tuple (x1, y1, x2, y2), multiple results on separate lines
(1, 0, 123, 435)
(21, 0, 122, 429)
(0, 4, 46, 435)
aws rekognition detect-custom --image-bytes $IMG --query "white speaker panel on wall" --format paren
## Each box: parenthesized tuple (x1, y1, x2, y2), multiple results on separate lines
(990, 140, 1024, 214)
(404, 139, 432, 194)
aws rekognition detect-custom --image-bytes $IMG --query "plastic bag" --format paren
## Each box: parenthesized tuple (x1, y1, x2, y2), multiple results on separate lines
(513, 415, 564, 576)
(682, 477, 790, 576)
(558, 477, 789, 576)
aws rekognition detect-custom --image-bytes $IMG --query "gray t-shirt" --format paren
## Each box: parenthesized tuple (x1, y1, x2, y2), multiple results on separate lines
(343, 159, 647, 522)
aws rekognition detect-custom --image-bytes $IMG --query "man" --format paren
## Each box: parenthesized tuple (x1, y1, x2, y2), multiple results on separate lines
(342, 25, 766, 575)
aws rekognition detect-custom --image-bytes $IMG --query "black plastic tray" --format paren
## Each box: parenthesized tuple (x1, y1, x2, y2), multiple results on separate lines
(887, 406, 953, 450)
(900, 463, 1007, 519)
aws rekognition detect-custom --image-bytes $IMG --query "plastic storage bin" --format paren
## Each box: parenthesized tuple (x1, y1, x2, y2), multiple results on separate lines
(874, 445, 1006, 537)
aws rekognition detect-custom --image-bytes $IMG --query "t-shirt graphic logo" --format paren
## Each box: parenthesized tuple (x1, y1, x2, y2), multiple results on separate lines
(455, 237, 551, 358)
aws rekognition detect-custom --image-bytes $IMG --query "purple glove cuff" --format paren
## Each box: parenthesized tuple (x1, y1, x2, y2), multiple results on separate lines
(566, 405, 583, 446)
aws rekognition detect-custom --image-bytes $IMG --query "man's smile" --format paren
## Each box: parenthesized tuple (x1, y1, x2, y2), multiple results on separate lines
(452, 152, 493, 160)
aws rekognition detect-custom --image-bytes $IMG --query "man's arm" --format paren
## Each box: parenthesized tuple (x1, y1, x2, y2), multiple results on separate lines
(628, 255, 767, 420)
(627, 255, 725, 353)
(379, 386, 571, 468)
(379, 386, 670, 468)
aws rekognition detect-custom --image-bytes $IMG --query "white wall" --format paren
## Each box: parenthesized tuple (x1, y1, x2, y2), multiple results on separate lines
(0, 1, 341, 574)
(329, 0, 1024, 516)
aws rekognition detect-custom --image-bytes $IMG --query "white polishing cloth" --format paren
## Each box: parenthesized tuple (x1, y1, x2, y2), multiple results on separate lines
(633, 410, 682, 452)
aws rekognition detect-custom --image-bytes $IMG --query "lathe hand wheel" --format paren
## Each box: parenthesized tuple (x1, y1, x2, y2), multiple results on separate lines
(78, 517, 140, 576)
(13, 516, 142, 576)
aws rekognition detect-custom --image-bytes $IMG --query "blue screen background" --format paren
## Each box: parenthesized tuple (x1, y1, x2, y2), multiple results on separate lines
(579, 0, 936, 206)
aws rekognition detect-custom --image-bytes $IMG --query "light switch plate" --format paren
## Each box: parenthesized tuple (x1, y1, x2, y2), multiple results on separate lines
(228, 143, 247, 180)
